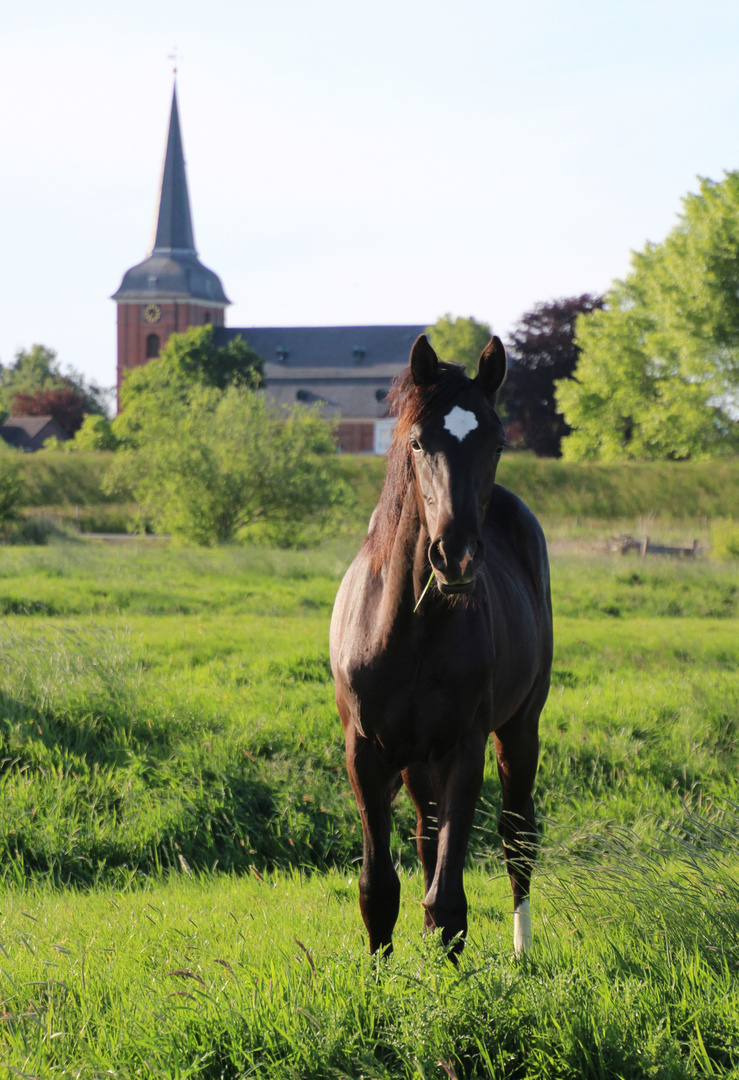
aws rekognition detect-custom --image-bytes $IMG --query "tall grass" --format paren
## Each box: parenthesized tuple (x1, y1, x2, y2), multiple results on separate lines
(1, 810, 739, 1077)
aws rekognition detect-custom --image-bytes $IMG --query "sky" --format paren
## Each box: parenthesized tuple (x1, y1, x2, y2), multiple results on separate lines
(3, 0, 739, 398)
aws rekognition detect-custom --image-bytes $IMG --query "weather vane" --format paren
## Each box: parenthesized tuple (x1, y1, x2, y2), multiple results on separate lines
(168, 47, 180, 76)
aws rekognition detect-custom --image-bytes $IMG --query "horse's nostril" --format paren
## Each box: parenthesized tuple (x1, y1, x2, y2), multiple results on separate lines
(429, 539, 445, 571)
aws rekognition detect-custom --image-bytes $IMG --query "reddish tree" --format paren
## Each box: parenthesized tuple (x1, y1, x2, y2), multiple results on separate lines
(502, 294, 604, 457)
(12, 388, 86, 435)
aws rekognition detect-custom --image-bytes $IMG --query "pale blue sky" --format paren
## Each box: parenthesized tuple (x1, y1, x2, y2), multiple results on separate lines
(3, 0, 739, 394)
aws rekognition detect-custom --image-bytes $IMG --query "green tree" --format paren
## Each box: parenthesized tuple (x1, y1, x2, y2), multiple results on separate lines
(109, 373, 352, 547)
(114, 325, 263, 447)
(503, 294, 603, 457)
(152, 324, 264, 390)
(0, 345, 109, 422)
(71, 414, 119, 451)
(427, 314, 492, 376)
(557, 173, 739, 460)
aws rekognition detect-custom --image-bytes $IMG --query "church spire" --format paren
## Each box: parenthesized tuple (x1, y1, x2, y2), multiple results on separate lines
(150, 82, 196, 254)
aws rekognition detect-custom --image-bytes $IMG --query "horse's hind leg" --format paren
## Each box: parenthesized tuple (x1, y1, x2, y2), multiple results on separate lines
(401, 762, 438, 931)
(493, 703, 541, 955)
(344, 722, 401, 956)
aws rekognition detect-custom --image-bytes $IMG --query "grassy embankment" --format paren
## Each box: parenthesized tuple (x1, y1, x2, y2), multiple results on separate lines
(0, 536, 738, 1076)
(17, 450, 739, 541)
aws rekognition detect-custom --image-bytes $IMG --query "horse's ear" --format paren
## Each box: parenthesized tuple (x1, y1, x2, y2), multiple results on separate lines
(476, 336, 507, 398)
(410, 334, 439, 386)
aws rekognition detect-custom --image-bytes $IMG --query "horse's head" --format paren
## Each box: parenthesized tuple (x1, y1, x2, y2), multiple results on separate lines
(407, 334, 507, 594)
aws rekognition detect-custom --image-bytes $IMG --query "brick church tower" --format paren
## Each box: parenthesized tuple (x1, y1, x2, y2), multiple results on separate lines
(112, 82, 230, 405)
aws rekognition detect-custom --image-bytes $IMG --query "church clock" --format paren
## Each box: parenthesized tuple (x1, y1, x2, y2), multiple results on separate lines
(144, 303, 162, 324)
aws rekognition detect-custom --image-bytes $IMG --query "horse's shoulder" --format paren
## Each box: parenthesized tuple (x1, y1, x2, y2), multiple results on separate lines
(329, 548, 381, 667)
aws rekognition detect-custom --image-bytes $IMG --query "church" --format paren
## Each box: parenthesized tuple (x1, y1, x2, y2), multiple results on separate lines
(112, 84, 427, 453)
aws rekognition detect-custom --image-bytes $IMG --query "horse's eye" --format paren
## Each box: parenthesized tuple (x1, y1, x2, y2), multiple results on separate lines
(410, 438, 422, 453)
(495, 445, 505, 458)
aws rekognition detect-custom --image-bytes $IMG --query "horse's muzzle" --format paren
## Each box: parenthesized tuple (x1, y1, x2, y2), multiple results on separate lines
(429, 537, 484, 592)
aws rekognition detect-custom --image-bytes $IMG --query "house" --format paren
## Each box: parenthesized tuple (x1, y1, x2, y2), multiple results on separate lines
(0, 416, 70, 452)
(112, 83, 427, 452)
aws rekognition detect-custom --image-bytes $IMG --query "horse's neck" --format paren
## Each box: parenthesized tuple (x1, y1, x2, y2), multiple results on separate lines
(380, 484, 428, 621)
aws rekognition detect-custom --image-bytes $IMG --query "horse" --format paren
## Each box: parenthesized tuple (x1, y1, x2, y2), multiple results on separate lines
(329, 333, 552, 958)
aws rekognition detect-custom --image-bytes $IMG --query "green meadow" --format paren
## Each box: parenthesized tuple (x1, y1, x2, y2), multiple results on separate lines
(0, 522, 738, 1076)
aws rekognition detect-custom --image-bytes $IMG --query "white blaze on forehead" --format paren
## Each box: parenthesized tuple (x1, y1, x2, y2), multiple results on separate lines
(444, 406, 478, 441)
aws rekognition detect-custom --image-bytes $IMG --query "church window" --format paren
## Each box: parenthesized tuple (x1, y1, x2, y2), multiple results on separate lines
(203, 311, 211, 324)
(146, 333, 161, 359)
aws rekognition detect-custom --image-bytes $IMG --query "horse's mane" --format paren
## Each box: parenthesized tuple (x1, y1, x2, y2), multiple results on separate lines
(363, 361, 471, 573)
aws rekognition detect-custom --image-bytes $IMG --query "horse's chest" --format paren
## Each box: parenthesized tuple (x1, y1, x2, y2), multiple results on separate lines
(349, 621, 494, 765)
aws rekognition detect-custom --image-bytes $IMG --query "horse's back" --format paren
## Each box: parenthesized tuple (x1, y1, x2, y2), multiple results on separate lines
(486, 484, 551, 607)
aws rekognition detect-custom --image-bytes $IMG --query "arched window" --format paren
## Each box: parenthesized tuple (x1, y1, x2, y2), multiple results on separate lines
(203, 311, 211, 324)
(146, 333, 160, 359)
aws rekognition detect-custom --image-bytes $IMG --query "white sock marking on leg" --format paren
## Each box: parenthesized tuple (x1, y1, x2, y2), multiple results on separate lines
(513, 898, 531, 955)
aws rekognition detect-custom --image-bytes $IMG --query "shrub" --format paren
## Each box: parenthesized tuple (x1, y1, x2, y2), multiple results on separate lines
(0, 445, 24, 528)
(107, 382, 354, 546)
(711, 517, 739, 560)
(72, 414, 119, 451)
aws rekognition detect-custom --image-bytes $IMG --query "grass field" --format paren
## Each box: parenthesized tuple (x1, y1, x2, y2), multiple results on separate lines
(0, 535, 738, 1076)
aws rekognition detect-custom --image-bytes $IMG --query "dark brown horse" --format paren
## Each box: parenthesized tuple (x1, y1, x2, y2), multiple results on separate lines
(330, 333, 552, 957)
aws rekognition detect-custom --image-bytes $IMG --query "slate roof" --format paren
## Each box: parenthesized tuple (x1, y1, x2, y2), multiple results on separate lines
(0, 416, 70, 451)
(112, 84, 229, 306)
(215, 324, 427, 418)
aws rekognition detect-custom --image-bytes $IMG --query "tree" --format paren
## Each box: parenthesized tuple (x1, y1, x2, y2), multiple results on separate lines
(0, 345, 109, 422)
(427, 315, 492, 377)
(109, 362, 352, 546)
(557, 173, 739, 460)
(114, 325, 263, 447)
(502, 295, 604, 457)
(147, 324, 263, 391)
(72, 414, 119, 451)
(12, 387, 86, 435)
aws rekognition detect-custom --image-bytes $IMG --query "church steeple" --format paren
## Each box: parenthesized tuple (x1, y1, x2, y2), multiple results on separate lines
(150, 84, 196, 254)
(112, 81, 230, 406)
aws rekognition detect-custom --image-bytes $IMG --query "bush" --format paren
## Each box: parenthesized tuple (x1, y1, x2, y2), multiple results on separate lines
(72, 414, 119, 451)
(108, 382, 354, 546)
(0, 445, 24, 528)
(711, 517, 739, 560)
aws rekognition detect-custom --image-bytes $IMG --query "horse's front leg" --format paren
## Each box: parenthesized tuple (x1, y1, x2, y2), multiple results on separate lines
(423, 728, 486, 957)
(401, 762, 439, 931)
(343, 721, 401, 955)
